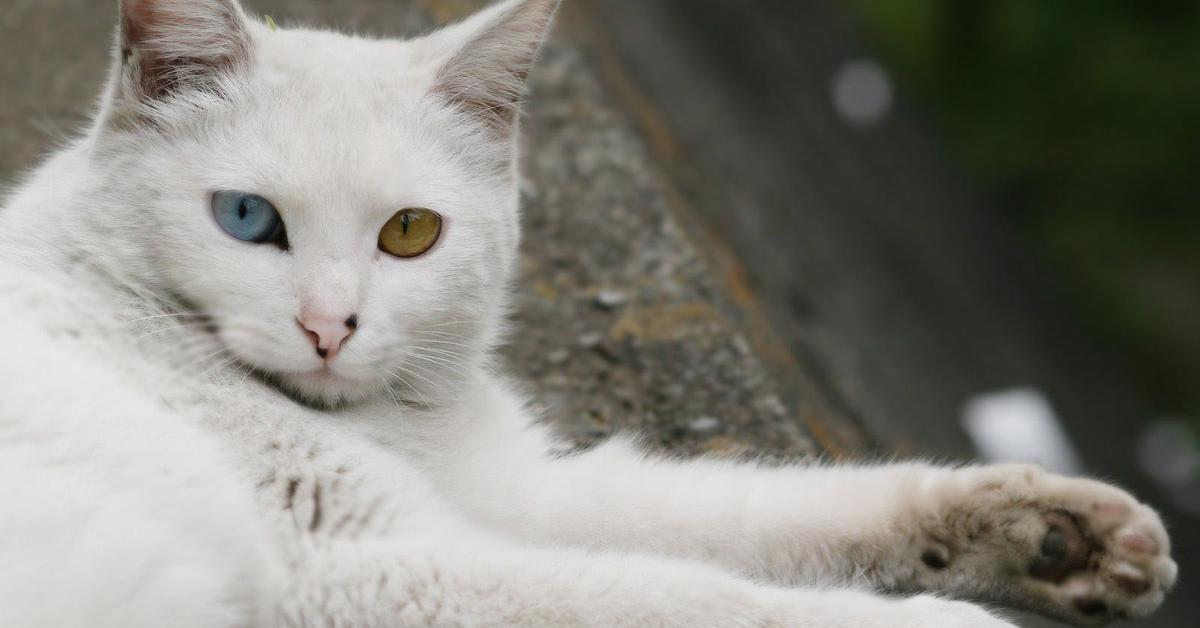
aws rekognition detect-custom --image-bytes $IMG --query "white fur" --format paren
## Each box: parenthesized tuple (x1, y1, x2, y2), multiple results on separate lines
(0, 1, 1175, 626)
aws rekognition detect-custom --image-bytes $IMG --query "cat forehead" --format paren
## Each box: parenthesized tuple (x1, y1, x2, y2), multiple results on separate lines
(253, 25, 443, 97)
(185, 26, 482, 193)
(231, 26, 470, 150)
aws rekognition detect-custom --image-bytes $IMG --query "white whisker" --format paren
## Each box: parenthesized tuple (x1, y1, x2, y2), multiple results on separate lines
(384, 367, 431, 408)
(394, 364, 446, 397)
(408, 351, 470, 377)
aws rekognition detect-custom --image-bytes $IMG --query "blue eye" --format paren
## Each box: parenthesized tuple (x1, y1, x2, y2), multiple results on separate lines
(212, 191, 286, 245)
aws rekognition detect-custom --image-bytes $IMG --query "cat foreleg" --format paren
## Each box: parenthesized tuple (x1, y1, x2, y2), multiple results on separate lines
(275, 532, 1014, 628)
(414, 379, 1175, 626)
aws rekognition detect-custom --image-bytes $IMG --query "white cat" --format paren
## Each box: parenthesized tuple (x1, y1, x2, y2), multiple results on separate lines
(0, 1, 1177, 626)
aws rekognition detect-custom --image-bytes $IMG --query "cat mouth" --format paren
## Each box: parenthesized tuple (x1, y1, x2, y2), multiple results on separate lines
(295, 365, 351, 382)
(274, 361, 360, 392)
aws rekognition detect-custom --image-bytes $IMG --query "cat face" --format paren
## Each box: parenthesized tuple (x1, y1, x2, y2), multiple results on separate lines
(99, 0, 559, 406)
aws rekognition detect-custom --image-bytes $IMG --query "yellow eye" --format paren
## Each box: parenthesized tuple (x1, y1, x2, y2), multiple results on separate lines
(379, 208, 442, 258)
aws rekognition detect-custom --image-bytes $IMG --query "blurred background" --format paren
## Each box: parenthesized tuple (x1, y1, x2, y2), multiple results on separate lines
(1, 0, 1197, 626)
(847, 0, 1200, 468)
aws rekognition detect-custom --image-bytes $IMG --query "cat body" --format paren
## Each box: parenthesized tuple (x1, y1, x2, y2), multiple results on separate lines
(0, 1, 1177, 626)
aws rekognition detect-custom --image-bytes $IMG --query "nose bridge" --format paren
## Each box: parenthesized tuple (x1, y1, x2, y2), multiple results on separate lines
(293, 242, 365, 362)
(293, 240, 367, 316)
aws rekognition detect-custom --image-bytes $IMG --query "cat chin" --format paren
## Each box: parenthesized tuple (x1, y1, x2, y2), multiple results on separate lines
(275, 370, 380, 409)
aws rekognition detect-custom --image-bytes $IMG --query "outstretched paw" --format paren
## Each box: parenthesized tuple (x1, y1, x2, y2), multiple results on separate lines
(923, 465, 1176, 626)
(1022, 474, 1175, 623)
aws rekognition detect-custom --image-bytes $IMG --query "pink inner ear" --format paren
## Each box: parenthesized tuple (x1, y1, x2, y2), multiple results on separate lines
(123, 0, 157, 26)
(120, 0, 250, 101)
(431, 0, 561, 135)
(120, 1, 152, 59)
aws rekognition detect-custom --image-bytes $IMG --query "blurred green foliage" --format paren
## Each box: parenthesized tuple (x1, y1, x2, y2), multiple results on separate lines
(847, 0, 1200, 423)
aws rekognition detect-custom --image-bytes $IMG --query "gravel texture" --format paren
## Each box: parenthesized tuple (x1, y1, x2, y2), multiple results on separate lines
(506, 37, 817, 457)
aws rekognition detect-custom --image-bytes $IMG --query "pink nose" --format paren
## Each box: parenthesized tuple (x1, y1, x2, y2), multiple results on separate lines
(297, 313, 358, 361)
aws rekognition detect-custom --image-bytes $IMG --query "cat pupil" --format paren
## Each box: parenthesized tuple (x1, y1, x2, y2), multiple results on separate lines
(401, 212, 411, 235)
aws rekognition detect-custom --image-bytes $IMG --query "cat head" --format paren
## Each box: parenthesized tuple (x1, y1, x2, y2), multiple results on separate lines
(95, 0, 559, 406)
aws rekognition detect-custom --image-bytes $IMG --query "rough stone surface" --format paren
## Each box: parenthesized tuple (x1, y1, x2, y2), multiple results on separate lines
(508, 36, 816, 457)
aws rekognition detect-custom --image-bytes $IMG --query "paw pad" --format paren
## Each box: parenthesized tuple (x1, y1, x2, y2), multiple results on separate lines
(921, 548, 949, 570)
(1028, 511, 1090, 583)
(950, 468, 1175, 625)
(1116, 529, 1156, 555)
(1108, 563, 1150, 596)
(1074, 598, 1108, 617)
(1025, 490, 1175, 623)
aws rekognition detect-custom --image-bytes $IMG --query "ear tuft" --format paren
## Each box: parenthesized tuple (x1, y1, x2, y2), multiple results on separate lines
(431, 0, 561, 137)
(119, 0, 251, 102)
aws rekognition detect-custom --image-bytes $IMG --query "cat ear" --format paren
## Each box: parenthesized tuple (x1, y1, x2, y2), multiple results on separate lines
(116, 0, 251, 103)
(429, 0, 561, 138)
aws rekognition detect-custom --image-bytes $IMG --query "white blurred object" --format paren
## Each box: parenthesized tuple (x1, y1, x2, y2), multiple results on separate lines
(963, 388, 1084, 475)
(831, 59, 894, 128)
